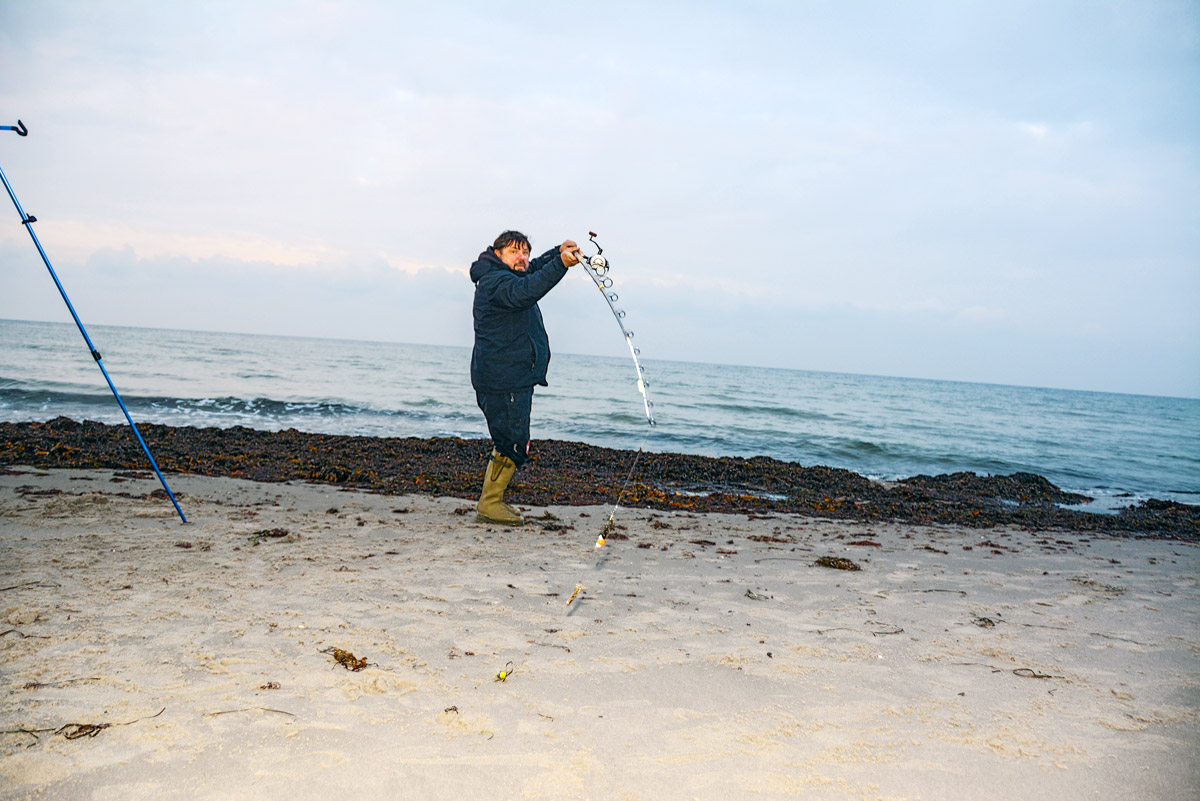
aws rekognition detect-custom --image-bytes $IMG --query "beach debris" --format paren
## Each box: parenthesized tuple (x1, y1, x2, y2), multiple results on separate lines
(16, 486, 63, 497)
(846, 539, 881, 548)
(566, 584, 583, 606)
(444, 706, 459, 714)
(744, 589, 771, 601)
(1, 708, 164, 747)
(1013, 667, 1060, 679)
(748, 533, 793, 543)
(954, 662, 1064, 680)
(204, 707, 294, 717)
(1091, 632, 1150, 646)
(248, 528, 290, 545)
(972, 614, 998, 628)
(58, 723, 110, 740)
(259, 681, 281, 690)
(322, 647, 367, 671)
(1070, 576, 1126, 596)
(1, 580, 62, 593)
(495, 661, 515, 682)
(1, 629, 50, 640)
(535, 511, 569, 531)
(815, 556, 861, 571)
(18, 677, 100, 691)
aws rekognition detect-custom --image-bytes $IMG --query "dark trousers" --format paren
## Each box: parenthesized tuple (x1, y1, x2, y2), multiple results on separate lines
(476, 388, 534, 467)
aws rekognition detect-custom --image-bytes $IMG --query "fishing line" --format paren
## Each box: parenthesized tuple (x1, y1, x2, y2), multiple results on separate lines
(567, 233, 655, 607)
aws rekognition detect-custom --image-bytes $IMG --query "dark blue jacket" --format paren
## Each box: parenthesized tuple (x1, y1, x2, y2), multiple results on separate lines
(470, 246, 569, 392)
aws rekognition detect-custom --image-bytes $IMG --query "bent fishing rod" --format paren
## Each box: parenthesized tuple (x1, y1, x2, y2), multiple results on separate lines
(566, 233, 657, 607)
(1, 120, 187, 523)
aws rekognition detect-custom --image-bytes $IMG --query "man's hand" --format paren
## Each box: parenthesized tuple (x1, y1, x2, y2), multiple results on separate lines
(559, 240, 581, 267)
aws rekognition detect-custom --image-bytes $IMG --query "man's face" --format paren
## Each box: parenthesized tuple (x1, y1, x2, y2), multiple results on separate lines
(496, 243, 531, 272)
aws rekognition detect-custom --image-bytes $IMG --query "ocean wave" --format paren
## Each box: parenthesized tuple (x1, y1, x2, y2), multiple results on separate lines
(0, 387, 473, 429)
(689, 400, 835, 422)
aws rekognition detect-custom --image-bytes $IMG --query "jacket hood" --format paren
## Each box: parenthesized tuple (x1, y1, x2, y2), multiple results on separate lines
(469, 249, 507, 284)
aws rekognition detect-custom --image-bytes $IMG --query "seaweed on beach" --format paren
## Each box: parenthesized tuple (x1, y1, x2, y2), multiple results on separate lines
(1, 708, 165, 747)
(1, 418, 1196, 540)
(248, 528, 291, 545)
(322, 647, 367, 671)
(815, 556, 861, 571)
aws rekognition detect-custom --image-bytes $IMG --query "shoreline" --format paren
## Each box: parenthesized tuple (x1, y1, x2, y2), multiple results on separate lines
(1, 466, 1197, 799)
(1, 417, 1196, 540)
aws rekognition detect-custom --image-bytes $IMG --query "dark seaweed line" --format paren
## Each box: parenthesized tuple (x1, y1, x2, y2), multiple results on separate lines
(1, 418, 1195, 539)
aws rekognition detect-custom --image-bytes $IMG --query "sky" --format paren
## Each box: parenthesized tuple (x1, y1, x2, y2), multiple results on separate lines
(1, 0, 1197, 398)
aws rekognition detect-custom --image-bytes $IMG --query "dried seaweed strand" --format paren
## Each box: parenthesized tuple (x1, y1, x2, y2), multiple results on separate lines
(2, 707, 165, 745)
(1, 629, 50, 639)
(21, 677, 102, 690)
(1, 581, 61, 592)
(1013, 667, 1061, 679)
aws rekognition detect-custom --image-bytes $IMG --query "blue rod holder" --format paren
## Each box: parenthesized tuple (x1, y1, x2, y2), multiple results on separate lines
(2, 122, 187, 523)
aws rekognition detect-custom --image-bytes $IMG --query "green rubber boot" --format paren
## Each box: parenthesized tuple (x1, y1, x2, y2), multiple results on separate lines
(476, 450, 523, 525)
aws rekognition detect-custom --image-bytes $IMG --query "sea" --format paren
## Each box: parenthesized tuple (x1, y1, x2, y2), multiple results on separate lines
(1, 318, 1197, 511)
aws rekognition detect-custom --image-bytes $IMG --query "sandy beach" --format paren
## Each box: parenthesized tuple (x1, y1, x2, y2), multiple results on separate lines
(1, 466, 1197, 800)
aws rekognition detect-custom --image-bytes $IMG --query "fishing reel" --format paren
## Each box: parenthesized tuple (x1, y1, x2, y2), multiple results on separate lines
(581, 231, 608, 274)
(580, 231, 614, 293)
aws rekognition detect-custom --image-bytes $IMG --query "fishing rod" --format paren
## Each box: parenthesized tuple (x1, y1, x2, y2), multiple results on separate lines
(1, 119, 188, 523)
(566, 233, 657, 607)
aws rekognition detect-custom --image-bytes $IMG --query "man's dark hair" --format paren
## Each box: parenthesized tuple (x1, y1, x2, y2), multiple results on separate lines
(492, 230, 531, 252)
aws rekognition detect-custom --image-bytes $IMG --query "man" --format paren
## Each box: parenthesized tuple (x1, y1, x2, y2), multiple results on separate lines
(470, 230, 580, 524)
